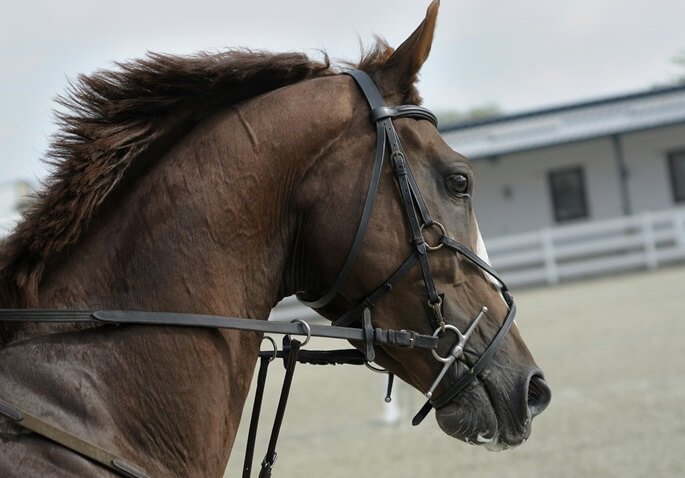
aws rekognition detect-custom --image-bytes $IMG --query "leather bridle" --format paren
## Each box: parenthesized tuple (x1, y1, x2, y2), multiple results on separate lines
(0, 70, 517, 476)
(298, 70, 518, 426)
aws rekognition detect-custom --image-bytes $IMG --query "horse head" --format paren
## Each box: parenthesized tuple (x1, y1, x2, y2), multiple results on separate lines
(294, 1, 550, 449)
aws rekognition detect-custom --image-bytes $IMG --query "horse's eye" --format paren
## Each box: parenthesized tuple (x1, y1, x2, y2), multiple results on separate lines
(446, 174, 469, 195)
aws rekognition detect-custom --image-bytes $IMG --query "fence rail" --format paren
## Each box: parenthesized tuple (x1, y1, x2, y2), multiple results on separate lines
(487, 207, 685, 288)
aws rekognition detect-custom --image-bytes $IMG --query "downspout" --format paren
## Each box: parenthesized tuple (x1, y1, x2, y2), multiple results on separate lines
(611, 134, 632, 216)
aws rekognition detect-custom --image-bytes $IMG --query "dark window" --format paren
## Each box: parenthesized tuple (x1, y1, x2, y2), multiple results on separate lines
(548, 167, 589, 223)
(668, 150, 685, 203)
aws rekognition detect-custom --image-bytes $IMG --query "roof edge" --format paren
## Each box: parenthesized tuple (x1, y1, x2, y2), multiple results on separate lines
(439, 83, 685, 133)
(465, 119, 685, 160)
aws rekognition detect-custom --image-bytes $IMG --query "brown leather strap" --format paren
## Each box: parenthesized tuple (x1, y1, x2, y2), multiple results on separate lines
(0, 398, 148, 478)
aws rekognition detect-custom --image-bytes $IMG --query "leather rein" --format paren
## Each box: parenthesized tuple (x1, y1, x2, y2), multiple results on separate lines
(0, 70, 516, 477)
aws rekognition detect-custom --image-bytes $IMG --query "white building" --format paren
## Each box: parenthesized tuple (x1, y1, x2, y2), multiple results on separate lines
(441, 84, 685, 238)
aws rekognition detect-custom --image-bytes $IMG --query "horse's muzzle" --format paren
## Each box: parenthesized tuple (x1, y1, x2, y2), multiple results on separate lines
(435, 366, 551, 450)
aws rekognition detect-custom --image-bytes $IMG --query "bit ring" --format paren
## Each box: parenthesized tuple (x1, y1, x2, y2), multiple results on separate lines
(431, 324, 464, 363)
(421, 221, 446, 251)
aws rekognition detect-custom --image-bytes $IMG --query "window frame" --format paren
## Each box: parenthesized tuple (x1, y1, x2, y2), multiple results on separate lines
(667, 149, 685, 203)
(548, 166, 590, 223)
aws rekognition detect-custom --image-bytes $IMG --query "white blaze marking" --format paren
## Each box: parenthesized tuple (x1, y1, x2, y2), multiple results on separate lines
(474, 219, 510, 311)
(474, 219, 497, 286)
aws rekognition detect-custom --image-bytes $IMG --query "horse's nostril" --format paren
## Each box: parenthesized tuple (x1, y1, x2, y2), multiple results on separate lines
(527, 374, 551, 418)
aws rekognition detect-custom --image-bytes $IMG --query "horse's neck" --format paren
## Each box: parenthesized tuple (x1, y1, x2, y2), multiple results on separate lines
(13, 76, 356, 318)
(38, 111, 297, 317)
(0, 93, 338, 473)
(0, 75, 361, 473)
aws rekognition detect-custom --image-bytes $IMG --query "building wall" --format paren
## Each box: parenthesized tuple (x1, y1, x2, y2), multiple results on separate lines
(621, 124, 685, 212)
(466, 123, 685, 238)
(470, 138, 624, 237)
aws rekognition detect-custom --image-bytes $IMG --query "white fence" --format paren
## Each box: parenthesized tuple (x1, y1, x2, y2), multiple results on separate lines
(487, 207, 685, 288)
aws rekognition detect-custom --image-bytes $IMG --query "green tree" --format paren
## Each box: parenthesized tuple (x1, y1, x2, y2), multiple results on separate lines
(434, 103, 501, 128)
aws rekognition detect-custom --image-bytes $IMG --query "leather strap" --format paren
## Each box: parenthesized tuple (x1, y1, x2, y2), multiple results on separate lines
(297, 119, 387, 309)
(0, 398, 148, 478)
(0, 309, 438, 351)
(387, 141, 440, 309)
(332, 252, 418, 328)
(298, 69, 438, 311)
(243, 355, 271, 478)
(440, 236, 510, 291)
(371, 105, 438, 126)
(345, 70, 387, 110)
(258, 339, 301, 478)
(277, 348, 366, 366)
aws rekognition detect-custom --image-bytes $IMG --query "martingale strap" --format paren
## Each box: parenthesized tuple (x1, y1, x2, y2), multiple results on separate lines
(257, 339, 301, 478)
(242, 354, 272, 478)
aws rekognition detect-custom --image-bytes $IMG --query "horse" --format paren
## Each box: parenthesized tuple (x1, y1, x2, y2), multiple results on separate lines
(0, 2, 550, 476)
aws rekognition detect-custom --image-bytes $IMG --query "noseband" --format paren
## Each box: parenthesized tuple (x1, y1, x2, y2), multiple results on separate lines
(298, 70, 518, 425)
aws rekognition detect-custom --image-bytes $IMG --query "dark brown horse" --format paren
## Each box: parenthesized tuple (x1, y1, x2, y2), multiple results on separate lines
(0, 2, 549, 476)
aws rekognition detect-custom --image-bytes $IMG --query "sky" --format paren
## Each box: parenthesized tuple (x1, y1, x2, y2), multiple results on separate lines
(1, 0, 684, 182)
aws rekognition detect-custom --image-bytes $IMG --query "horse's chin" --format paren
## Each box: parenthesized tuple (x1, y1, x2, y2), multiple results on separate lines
(434, 382, 528, 452)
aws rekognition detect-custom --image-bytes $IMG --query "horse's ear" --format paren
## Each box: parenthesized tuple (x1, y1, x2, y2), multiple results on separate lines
(378, 0, 439, 99)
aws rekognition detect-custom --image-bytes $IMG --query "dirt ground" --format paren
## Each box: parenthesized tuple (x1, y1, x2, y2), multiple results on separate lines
(225, 265, 685, 477)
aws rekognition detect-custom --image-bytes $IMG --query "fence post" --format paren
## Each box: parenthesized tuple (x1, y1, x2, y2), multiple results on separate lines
(642, 213, 658, 270)
(542, 229, 559, 284)
(674, 210, 685, 254)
